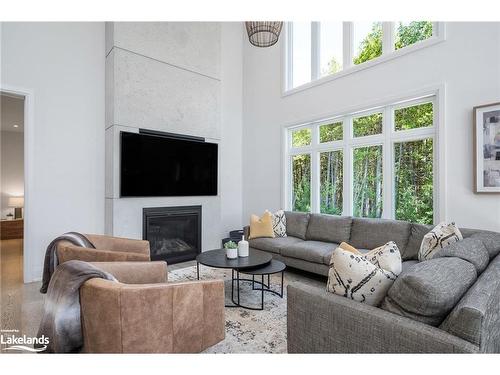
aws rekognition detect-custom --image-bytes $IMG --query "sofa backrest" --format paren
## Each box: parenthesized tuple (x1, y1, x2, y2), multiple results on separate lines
(349, 217, 411, 254)
(282, 212, 500, 261)
(404, 223, 433, 260)
(305, 214, 352, 244)
(284, 211, 310, 240)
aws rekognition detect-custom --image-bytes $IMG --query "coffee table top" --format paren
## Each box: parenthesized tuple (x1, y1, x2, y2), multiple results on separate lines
(238, 259, 286, 275)
(197, 249, 272, 270)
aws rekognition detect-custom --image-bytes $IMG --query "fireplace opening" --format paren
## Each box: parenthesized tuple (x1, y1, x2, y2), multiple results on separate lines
(143, 205, 201, 264)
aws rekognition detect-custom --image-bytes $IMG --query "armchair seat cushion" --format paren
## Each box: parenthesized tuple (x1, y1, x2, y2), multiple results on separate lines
(281, 241, 337, 264)
(248, 236, 303, 254)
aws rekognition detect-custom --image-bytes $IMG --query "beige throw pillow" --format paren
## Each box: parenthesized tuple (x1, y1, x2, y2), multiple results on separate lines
(249, 210, 275, 240)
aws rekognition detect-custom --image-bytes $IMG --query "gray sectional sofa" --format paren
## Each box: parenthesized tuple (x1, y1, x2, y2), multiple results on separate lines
(244, 211, 500, 353)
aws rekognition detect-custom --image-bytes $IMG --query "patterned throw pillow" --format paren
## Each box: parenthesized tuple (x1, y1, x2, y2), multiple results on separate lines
(418, 222, 463, 261)
(327, 242, 402, 306)
(272, 210, 287, 237)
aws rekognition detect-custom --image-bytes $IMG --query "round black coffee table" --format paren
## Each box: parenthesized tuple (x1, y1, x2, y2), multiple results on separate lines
(196, 249, 285, 310)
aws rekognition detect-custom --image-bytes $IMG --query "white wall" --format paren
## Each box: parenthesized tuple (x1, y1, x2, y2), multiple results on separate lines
(1, 131, 24, 218)
(220, 23, 243, 235)
(1, 22, 105, 282)
(242, 22, 500, 231)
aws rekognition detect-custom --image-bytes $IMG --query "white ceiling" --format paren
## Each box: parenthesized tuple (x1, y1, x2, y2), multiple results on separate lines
(1, 94, 24, 133)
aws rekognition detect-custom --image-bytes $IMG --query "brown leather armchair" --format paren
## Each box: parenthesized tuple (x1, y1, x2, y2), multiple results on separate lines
(79, 261, 225, 353)
(57, 234, 151, 263)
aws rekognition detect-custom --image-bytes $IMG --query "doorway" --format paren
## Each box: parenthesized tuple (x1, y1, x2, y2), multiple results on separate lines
(0, 92, 25, 289)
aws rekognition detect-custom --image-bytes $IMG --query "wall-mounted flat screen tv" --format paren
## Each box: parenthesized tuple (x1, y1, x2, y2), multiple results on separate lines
(120, 131, 218, 197)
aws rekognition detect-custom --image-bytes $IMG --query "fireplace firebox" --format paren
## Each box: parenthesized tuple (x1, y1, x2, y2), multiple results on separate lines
(143, 206, 201, 264)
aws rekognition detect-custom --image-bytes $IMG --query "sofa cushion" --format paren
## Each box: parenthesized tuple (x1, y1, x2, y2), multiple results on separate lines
(401, 260, 418, 274)
(284, 211, 310, 240)
(380, 257, 477, 326)
(281, 240, 337, 264)
(305, 214, 352, 244)
(248, 236, 303, 255)
(404, 223, 432, 261)
(440, 255, 500, 347)
(432, 237, 489, 274)
(349, 217, 411, 253)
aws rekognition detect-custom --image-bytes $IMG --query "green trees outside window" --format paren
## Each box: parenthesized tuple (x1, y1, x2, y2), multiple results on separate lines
(394, 139, 433, 224)
(292, 154, 311, 212)
(292, 128, 311, 147)
(353, 145, 383, 218)
(353, 22, 382, 65)
(353, 113, 383, 137)
(320, 122, 343, 143)
(320, 151, 343, 215)
(395, 102, 433, 131)
(395, 21, 433, 50)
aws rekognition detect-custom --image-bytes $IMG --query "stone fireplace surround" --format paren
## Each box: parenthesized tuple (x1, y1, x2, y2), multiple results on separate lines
(104, 23, 228, 251)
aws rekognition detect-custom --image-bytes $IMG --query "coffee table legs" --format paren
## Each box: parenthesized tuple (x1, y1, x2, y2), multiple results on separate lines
(197, 263, 284, 310)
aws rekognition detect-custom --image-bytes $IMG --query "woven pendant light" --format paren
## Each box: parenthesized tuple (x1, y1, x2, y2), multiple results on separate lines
(245, 22, 283, 47)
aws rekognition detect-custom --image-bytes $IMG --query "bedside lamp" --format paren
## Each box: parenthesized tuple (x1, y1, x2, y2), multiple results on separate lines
(8, 196, 24, 219)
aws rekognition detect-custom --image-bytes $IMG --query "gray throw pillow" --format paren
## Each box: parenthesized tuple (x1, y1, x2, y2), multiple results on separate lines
(380, 257, 477, 326)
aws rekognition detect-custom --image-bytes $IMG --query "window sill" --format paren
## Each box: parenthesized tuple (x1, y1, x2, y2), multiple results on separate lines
(282, 35, 445, 98)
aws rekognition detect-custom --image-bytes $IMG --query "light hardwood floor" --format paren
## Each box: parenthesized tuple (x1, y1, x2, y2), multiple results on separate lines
(0, 239, 44, 344)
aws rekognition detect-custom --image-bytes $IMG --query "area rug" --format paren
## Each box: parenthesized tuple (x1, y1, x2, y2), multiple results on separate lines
(168, 264, 325, 353)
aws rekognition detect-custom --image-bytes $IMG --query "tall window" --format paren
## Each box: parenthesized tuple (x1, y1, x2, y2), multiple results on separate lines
(286, 21, 437, 90)
(286, 96, 437, 224)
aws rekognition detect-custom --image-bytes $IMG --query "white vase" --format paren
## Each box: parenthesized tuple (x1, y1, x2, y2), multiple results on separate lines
(238, 235, 249, 257)
(226, 247, 238, 259)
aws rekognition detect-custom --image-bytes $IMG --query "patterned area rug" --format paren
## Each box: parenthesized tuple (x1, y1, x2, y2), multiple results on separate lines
(168, 264, 325, 353)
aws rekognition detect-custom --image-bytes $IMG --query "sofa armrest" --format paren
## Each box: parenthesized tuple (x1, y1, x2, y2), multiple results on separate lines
(85, 234, 150, 256)
(80, 279, 224, 353)
(57, 245, 150, 264)
(90, 261, 168, 284)
(287, 282, 478, 353)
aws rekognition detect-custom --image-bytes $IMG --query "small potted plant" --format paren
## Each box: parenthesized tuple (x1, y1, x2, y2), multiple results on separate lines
(224, 240, 238, 259)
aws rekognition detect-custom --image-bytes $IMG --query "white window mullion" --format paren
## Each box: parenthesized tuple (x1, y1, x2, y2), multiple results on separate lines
(382, 107, 393, 219)
(311, 22, 320, 81)
(311, 125, 320, 213)
(343, 22, 353, 69)
(382, 22, 395, 55)
(343, 117, 352, 216)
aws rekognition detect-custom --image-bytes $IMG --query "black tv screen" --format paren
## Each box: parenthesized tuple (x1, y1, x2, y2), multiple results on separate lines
(120, 131, 218, 197)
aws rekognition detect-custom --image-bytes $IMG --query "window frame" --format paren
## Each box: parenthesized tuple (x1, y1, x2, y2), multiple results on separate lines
(283, 22, 445, 96)
(283, 92, 441, 224)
